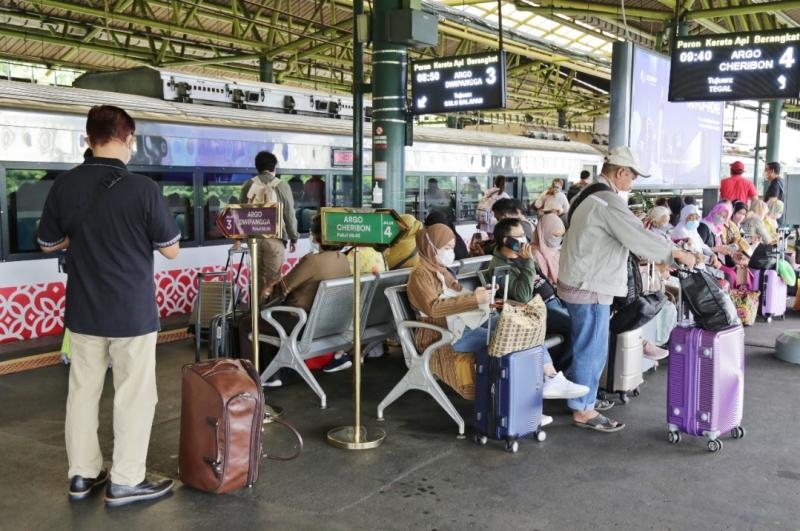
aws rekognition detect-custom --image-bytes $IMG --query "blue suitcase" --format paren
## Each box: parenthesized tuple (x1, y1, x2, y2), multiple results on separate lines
(474, 346, 546, 452)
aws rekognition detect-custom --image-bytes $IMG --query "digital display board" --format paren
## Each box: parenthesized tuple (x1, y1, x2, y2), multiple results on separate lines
(410, 51, 506, 114)
(669, 29, 800, 102)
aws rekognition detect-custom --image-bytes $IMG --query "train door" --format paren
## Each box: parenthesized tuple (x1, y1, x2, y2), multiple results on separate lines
(331, 173, 374, 209)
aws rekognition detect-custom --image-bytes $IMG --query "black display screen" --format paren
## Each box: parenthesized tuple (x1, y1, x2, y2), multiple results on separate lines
(410, 51, 506, 114)
(669, 29, 800, 102)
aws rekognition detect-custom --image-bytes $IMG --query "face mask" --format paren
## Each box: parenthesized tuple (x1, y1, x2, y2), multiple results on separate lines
(436, 248, 455, 266)
(617, 190, 630, 203)
(686, 220, 699, 231)
(545, 236, 563, 248)
(713, 214, 725, 225)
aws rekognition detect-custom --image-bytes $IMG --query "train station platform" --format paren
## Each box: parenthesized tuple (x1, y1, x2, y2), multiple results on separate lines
(2, 313, 799, 530)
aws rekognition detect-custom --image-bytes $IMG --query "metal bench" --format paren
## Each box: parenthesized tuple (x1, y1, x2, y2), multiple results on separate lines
(359, 268, 412, 348)
(377, 284, 466, 436)
(456, 255, 492, 275)
(258, 275, 375, 408)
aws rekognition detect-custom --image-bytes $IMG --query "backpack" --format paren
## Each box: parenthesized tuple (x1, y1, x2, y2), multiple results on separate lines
(246, 175, 281, 204)
(476, 189, 504, 231)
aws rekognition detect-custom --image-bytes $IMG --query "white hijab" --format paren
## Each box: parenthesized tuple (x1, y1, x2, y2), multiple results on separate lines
(671, 205, 707, 253)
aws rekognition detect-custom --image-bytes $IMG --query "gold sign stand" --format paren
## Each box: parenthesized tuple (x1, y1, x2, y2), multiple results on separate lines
(326, 247, 386, 449)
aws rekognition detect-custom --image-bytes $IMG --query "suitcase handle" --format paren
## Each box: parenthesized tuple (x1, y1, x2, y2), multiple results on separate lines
(261, 415, 304, 462)
(203, 416, 223, 477)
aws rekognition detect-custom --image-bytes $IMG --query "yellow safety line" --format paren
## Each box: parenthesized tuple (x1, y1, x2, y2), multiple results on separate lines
(0, 329, 191, 377)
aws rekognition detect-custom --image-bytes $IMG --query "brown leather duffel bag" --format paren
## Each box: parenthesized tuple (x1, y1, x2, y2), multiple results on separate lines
(179, 358, 265, 493)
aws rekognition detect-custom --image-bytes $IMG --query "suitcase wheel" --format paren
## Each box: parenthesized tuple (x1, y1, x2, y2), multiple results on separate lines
(706, 439, 723, 452)
(505, 440, 519, 453)
(474, 434, 488, 446)
(535, 430, 547, 443)
(618, 391, 631, 404)
(731, 426, 746, 439)
(668, 430, 681, 444)
(632, 388, 641, 398)
(766, 316, 773, 323)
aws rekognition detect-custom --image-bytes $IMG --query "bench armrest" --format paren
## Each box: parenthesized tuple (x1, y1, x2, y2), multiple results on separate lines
(258, 306, 308, 348)
(396, 320, 454, 367)
(543, 333, 564, 350)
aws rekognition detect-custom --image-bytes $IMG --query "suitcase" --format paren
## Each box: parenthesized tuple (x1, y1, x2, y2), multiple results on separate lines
(599, 328, 644, 404)
(179, 358, 264, 493)
(666, 325, 746, 452)
(751, 269, 787, 321)
(474, 346, 546, 453)
(209, 312, 240, 360)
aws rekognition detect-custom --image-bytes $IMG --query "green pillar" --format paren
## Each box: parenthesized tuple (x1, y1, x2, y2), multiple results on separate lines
(259, 57, 273, 83)
(371, 0, 407, 210)
(766, 100, 783, 165)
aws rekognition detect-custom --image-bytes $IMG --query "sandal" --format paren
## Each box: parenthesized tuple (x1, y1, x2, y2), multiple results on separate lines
(594, 399, 615, 412)
(573, 414, 626, 433)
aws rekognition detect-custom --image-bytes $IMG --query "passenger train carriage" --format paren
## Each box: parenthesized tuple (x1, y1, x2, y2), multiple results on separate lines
(0, 77, 603, 343)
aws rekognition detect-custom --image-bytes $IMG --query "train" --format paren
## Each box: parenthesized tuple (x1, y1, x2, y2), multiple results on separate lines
(0, 75, 603, 343)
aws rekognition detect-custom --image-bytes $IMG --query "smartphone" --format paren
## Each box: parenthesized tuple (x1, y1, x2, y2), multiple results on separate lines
(504, 236, 522, 252)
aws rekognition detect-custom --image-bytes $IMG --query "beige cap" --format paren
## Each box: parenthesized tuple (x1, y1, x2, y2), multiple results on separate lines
(605, 146, 651, 177)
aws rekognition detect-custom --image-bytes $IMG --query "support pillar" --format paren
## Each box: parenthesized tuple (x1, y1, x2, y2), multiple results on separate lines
(371, 0, 407, 211)
(766, 99, 783, 165)
(259, 57, 273, 83)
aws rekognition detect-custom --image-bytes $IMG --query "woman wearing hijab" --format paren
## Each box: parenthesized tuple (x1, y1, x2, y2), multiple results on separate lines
(698, 201, 733, 250)
(424, 210, 469, 260)
(531, 213, 565, 285)
(408, 224, 587, 410)
(384, 214, 424, 269)
(671, 204, 722, 269)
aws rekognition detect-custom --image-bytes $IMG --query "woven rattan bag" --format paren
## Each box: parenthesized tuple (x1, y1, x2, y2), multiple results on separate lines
(488, 295, 547, 357)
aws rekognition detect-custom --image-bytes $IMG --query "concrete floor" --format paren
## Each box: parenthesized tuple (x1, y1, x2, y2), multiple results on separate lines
(1, 315, 800, 531)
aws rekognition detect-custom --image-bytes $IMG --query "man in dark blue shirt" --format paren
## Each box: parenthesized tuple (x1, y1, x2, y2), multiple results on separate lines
(38, 105, 180, 507)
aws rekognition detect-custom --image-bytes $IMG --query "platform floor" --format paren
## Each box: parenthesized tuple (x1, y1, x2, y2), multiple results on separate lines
(2, 313, 800, 530)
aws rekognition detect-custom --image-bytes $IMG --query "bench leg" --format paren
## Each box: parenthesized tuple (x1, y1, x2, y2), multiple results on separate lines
(376, 363, 464, 436)
(260, 347, 327, 409)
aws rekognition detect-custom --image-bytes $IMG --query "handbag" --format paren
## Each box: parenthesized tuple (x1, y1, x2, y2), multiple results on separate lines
(679, 269, 741, 330)
(748, 243, 778, 270)
(488, 295, 547, 357)
(729, 288, 759, 326)
(610, 292, 667, 335)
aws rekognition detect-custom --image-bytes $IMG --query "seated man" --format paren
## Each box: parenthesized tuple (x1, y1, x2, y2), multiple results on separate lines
(484, 218, 573, 373)
(470, 198, 534, 256)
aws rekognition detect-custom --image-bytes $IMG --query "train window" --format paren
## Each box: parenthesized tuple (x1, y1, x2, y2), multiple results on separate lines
(423, 176, 457, 223)
(139, 171, 195, 242)
(281, 173, 325, 234)
(521, 176, 549, 213)
(457, 176, 488, 222)
(6, 169, 60, 253)
(404, 175, 422, 219)
(331, 174, 374, 209)
(202, 172, 251, 242)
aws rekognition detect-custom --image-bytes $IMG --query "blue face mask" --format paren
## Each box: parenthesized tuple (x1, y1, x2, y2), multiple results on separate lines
(686, 220, 699, 231)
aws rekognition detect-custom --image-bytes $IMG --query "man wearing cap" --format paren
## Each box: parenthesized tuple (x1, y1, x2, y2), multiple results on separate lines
(720, 160, 758, 206)
(558, 146, 696, 433)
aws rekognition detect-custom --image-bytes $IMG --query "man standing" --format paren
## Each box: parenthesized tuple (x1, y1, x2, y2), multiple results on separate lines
(719, 160, 758, 206)
(558, 146, 695, 433)
(239, 151, 299, 300)
(38, 105, 180, 506)
(567, 170, 591, 201)
(764, 161, 784, 202)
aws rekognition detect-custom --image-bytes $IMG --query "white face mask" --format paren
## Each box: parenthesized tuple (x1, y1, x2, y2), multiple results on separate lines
(617, 190, 630, 203)
(436, 248, 456, 267)
(545, 235, 563, 248)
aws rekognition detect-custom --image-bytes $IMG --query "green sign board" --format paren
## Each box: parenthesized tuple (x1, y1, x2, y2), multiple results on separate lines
(321, 208, 407, 246)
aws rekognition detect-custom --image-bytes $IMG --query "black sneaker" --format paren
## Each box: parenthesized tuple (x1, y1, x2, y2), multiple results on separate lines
(105, 478, 174, 508)
(322, 353, 352, 373)
(68, 469, 109, 501)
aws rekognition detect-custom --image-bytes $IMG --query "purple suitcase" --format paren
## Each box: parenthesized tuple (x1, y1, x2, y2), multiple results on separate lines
(751, 269, 787, 321)
(474, 346, 546, 453)
(667, 325, 745, 452)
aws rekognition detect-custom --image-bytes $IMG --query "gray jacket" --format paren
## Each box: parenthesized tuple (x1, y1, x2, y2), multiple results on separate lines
(558, 175, 674, 298)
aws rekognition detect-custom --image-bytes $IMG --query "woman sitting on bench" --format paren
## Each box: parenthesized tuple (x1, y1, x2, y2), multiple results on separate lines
(406, 224, 588, 417)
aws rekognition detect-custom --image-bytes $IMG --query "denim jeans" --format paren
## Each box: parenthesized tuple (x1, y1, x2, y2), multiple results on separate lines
(564, 302, 610, 411)
(545, 297, 572, 372)
(452, 313, 553, 365)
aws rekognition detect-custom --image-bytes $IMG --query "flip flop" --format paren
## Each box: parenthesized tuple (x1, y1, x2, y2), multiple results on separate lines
(573, 414, 626, 433)
(594, 399, 615, 412)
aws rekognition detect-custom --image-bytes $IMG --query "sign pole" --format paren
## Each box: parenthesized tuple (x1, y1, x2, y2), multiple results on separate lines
(249, 237, 259, 376)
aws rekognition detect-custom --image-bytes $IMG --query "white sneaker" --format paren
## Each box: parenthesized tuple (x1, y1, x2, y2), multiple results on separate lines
(543, 372, 590, 400)
(643, 340, 669, 361)
(541, 414, 554, 427)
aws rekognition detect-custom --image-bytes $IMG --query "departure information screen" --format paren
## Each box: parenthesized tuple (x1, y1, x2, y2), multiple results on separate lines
(669, 29, 800, 101)
(410, 51, 506, 114)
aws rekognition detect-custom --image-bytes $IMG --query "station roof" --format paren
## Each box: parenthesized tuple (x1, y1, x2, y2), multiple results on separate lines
(1, 1, 799, 128)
